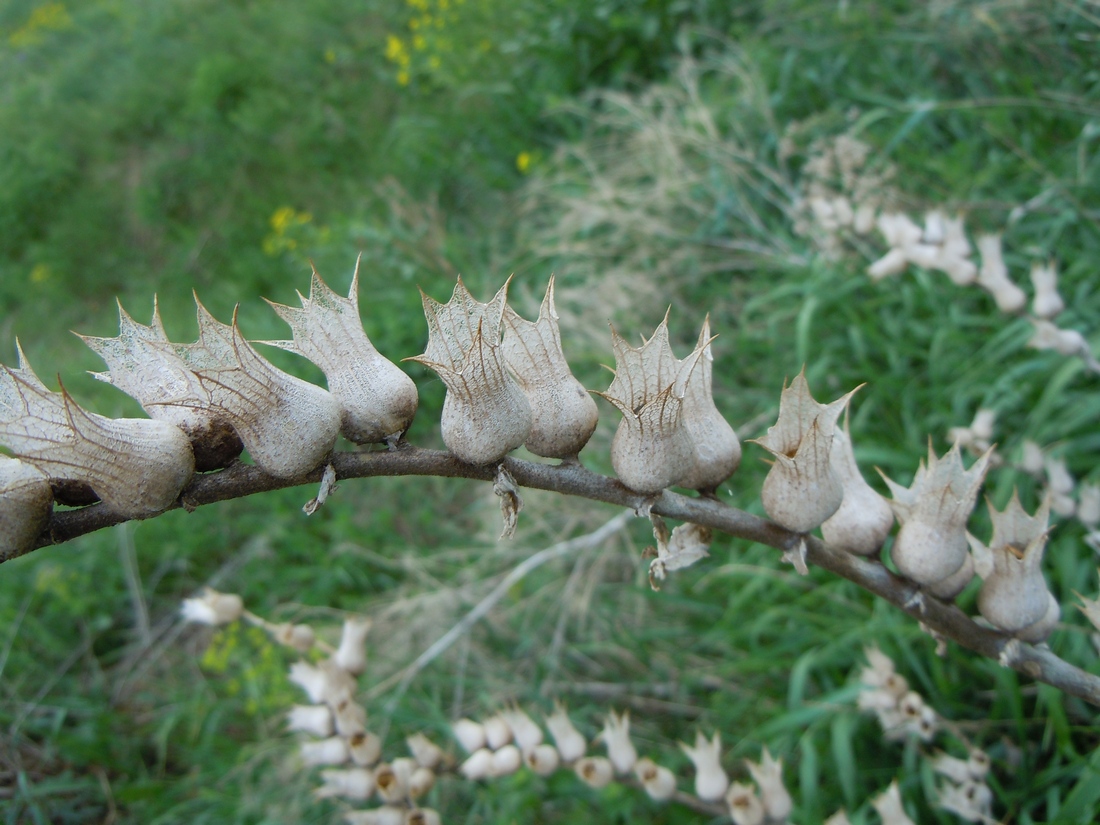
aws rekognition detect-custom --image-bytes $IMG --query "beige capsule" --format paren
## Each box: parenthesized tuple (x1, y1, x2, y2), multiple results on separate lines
(820, 421, 894, 555)
(598, 317, 693, 494)
(746, 747, 792, 823)
(261, 259, 418, 444)
(525, 744, 561, 776)
(680, 730, 728, 802)
(634, 758, 677, 802)
(883, 443, 991, 588)
(750, 370, 854, 533)
(574, 756, 614, 789)
(79, 299, 243, 471)
(0, 455, 52, 560)
(0, 348, 194, 519)
(675, 316, 741, 492)
(163, 297, 341, 479)
(407, 278, 531, 465)
(501, 275, 597, 459)
(976, 493, 1056, 635)
(545, 702, 586, 763)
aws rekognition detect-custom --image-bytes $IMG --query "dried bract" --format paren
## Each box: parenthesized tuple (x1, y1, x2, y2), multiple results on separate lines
(675, 316, 741, 491)
(501, 276, 598, 458)
(79, 299, 242, 471)
(750, 370, 853, 533)
(0, 456, 52, 560)
(408, 278, 531, 464)
(262, 261, 418, 444)
(598, 315, 693, 494)
(0, 348, 195, 518)
(976, 493, 1059, 639)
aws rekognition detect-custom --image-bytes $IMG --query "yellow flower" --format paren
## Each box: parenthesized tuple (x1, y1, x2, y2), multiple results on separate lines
(8, 3, 72, 48)
(516, 152, 531, 173)
(30, 263, 51, 284)
(324, 47, 336, 63)
(397, 70, 410, 86)
(385, 33, 406, 63)
(270, 208, 289, 231)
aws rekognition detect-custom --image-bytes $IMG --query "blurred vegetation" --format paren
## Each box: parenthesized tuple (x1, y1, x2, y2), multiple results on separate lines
(1, 0, 1099, 822)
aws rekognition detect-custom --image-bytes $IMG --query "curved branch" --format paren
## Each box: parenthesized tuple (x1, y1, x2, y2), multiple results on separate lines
(26, 444, 1100, 707)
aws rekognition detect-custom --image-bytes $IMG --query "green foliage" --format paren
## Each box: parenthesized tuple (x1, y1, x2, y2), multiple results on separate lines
(2, 0, 1099, 823)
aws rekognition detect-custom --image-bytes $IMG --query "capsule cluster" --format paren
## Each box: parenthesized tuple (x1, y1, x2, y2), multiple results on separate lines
(0, 263, 1076, 655)
(0, 264, 420, 559)
(451, 704, 799, 824)
(856, 648, 995, 824)
(597, 313, 741, 495)
(181, 588, 443, 825)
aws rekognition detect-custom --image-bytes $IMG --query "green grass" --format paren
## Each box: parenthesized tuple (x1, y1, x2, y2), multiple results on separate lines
(2, 0, 1100, 823)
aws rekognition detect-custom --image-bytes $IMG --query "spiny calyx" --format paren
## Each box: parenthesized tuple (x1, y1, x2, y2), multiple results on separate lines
(501, 275, 597, 459)
(261, 258, 418, 445)
(750, 369, 854, 533)
(79, 298, 243, 471)
(882, 442, 991, 599)
(598, 314, 694, 495)
(0, 346, 195, 519)
(407, 277, 532, 465)
(974, 492, 1058, 642)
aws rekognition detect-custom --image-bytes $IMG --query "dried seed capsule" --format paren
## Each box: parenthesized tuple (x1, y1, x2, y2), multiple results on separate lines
(0, 456, 52, 561)
(165, 297, 341, 479)
(821, 420, 894, 555)
(679, 730, 728, 802)
(675, 317, 741, 492)
(883, 443, 991, 589)
(79, 299, 242, 471)
(545, 702, 586, 762)
(0, 348, 194, 519)
(598, 316, 692, 494)
(634, 758, 677, 802)
(596, 710, 637, 775)
(261, 259, 418, 444)
(746, 747, 792, 822)
(407, 278, 531, 465)
(750, 370, 854, 533)
(501, 275, 597, 459)
(976, 493, 1057, 637)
